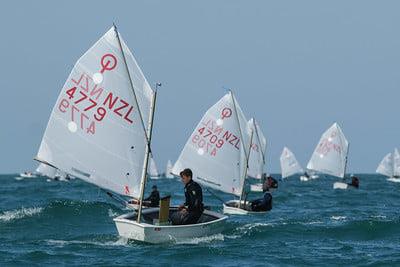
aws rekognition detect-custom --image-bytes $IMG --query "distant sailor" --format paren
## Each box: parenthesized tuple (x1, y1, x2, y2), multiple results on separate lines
(262, 173, 278, 191)
(129, 185, 160, 207)
(348, 175, 359, 188)
(171, 168, 204, 225)
(303, 172, 310, 179)
(250, 186, 272, 212)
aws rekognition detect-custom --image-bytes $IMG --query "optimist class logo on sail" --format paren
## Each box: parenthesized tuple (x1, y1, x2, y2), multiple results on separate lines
(57, 53, 136, 135)
(192, 107, 241, 157)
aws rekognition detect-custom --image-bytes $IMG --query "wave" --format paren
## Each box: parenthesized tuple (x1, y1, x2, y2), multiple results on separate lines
(0, 207, 43, 222)
(45, 237, 130, 247)
(174, 233, 225, 245)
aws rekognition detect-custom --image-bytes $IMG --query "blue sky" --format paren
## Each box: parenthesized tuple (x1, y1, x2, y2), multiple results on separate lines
(0, 0, 399, 173)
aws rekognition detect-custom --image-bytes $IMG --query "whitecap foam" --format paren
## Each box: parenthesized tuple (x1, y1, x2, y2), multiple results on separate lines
(108, 208, 118, 217)
(174, 233, 225, 244)
(46, 237, 130, 247)
(0, 207, 43, 222)
(331, 215, 346, 221)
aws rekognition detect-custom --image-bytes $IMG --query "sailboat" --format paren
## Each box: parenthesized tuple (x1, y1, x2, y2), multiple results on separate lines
(247, 118, 267, 192)
(165, 160, 174, 179)
(173, 91, 266, 215)
(148, 156, 160, 179)
(35, 25, 227, 243)
(306, 123, 350, 189)
(376, 149, 400, 183)
(280, 147, 304, 179)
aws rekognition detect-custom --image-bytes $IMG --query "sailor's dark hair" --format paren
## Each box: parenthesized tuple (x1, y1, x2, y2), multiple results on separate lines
(180, 168, 193, 178)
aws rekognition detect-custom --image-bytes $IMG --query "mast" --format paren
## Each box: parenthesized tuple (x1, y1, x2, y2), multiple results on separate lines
(229, 90, 251, 207)
(343, 142, 350, 179)
(239, 130, 254, 207)
(112, 24, 157, 223)
(137, 84, 159, 222)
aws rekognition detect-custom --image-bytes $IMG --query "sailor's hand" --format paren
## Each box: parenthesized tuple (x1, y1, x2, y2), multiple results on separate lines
(178, 204, 184, 210)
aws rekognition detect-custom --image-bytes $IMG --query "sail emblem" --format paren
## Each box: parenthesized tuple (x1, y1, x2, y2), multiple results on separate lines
(93, 53, 118, 84)
(216, 107, 233, 126)
(221, 107, 232, 119)
(100, 54, 117, 73)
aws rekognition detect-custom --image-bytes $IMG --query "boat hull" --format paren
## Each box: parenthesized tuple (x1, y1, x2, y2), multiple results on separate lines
(333, 182, 348, 190)
(387, 177, 400, 183)
(113, 207, 227, 244)
(299, 175, 309, 181)
(223, 200, 268, 215)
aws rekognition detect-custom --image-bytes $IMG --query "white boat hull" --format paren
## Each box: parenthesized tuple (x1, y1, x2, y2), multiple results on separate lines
(387, 177, 400, 183)
(333, 182, 348, 190)
(19, 173, 37, 178)
(300, 175, 309, 181)
(113, 207, 227, 244)
(223, 200, 268, 215)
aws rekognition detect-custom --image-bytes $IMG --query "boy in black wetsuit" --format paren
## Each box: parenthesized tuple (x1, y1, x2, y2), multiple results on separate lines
(171, 168, 204, 225)
(251, 187, 273, 212)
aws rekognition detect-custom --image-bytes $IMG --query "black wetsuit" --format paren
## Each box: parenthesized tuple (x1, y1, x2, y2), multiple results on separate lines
(144, 190, 160, 207)
(251, 192, 272, 211)
(348, 177, 359, 188)
(171, 180, 204, 225)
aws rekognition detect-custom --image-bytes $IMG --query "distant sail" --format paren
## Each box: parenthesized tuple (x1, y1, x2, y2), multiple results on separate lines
(306, 123, 349, 178)
(247, 118, 267, 179)
(393, 148, 400, 177)
(172, 92, 251, 196)
(376, 153, 393, 177)
(165, 160, 174, 178)
(280, 147, 304, 178)
(148, 157, 159, 177)
(36, 163, 56, 179)
(36, 27, 153, 197)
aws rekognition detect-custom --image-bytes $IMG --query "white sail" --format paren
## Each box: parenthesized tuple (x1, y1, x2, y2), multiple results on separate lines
(280, 147, 304, 178)
(306, 123, 349, 178)
(172, 92, 251, 196)
(36, 163, 56, 179)
(165, 160, 174, 178)
(148, 157, 159, 177)
(393, 148, 400, 177)
(376, 153, 393, 177)
(36, 27, 153, 198)
(247, 118, 267, 179)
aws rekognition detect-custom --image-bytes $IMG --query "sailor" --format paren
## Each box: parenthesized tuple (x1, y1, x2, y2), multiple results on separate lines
(171, 168, 204, 225)
(262, 173, 278, 191)
(348, 175, 359, 188)
(144, 185, 160, 207)
(250, 186, 273, 212)
(129, 185, 160, 207)
(303, 171, 310, 178)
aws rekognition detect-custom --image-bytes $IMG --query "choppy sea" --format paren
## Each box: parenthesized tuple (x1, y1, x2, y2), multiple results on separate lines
(0, 173, 399, 266)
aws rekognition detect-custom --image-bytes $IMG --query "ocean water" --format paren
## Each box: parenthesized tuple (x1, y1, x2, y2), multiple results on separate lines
(0, 174, 399, 266)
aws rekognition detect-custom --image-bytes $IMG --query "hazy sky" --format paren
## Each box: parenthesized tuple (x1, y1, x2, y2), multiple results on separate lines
(1, 0, 399, 173)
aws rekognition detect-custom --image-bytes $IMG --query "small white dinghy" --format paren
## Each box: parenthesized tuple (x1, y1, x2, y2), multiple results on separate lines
(165, 160, 174, 179)
(222, 200, 267, 215)
(306, 123, 351, 189)
(280, 147, 305, 181)
(114, 207, 226, 243)
(35, 25, 227, 243)
(173, 92, 268, 215)
(376, 149, 400, 183)
(247, 118, 267, 192)
(19, 172, 37, 178)
(148, 157, 161, 179)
